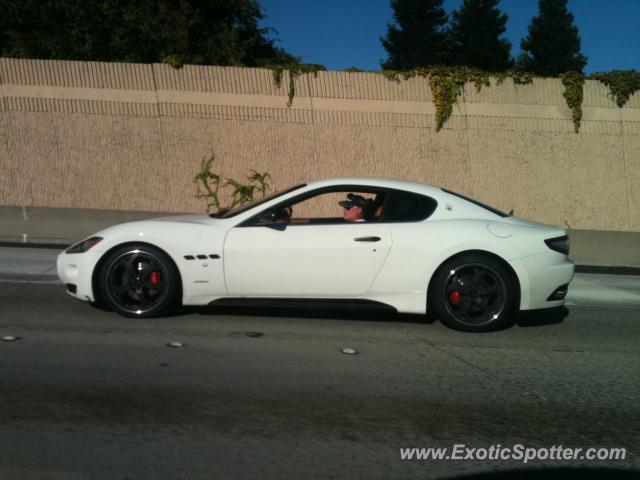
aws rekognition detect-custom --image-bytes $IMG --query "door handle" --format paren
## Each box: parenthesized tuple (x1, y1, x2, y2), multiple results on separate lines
(354, 236, 381, 242)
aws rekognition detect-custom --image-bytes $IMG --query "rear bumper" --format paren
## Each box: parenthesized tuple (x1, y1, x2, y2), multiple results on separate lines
(510, 252, 575, 310)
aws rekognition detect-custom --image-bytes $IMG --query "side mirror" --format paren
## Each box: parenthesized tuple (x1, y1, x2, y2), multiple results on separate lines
(255, 210, 287, 230)
(266, 223, 287, 231)
(258, 210, 278, 223)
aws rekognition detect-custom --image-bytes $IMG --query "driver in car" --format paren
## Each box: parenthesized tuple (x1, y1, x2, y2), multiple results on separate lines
(339, 194, 372, 222)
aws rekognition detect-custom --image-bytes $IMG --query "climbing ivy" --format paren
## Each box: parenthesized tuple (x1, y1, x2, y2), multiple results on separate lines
(265, 64, 639, 133)
(268, 63, 326, 107)
(379, 67, 533, 131)
(589, 70, 640, 108)
(194, 153, 271, 213)
(495, 70, 535, 86)
(161, 54, 184, 69)
(428, 67, 482, 131)
(560, 72, 585, 133)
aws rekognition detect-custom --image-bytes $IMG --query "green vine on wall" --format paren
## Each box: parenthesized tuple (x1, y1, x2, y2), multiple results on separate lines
(267, 64, 535, 130)
(380, 67, 533, 131)
(589, 70, 640, 108)
(560, 72, 585, 133)
(268, 63, 326, 107)
(429, 67, 484, 131)
(264, 64, 638, 133)
(161, 54, 184, 69)
(194, 153, 271, 213)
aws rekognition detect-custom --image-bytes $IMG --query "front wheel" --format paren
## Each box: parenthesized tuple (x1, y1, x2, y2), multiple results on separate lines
(98, 245, 179, 318)
(430, 254, 517, 332)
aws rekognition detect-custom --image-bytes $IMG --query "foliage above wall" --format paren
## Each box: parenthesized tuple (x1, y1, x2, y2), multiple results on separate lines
(380, 67, 533, 131)
(268, 63, 326, 107)
(518, 0, 587, 76)
(0, 0, 296, 68)
(560, 72, 585, 133)
(589, 70, 640, 108)
(161, 54, 183, 69)
(267, 65, 638, 134)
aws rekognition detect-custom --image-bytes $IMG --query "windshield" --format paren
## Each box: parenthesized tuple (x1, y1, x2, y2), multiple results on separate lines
(214, 184, 307, 219)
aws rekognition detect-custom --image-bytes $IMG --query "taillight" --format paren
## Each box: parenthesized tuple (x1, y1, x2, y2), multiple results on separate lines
(545, 235, 569, 255)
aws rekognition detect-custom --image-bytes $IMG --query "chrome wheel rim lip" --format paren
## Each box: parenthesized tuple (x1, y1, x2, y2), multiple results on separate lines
(442, 262, 507, 327)
(105, 249, 169, 315)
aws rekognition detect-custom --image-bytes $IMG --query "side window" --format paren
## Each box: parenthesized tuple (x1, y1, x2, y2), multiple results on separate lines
(287, 190, 382, 224)
(290, 191, 354, 223)
(247, 188, 386, 226)
(382, 190, 437, 223)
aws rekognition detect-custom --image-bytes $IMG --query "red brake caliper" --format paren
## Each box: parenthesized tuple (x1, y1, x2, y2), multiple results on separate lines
(450, 290, 462, 305)
(149, 271, 161, 285)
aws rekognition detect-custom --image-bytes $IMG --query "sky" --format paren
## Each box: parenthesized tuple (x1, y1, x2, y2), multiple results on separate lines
(258, 0, 640, 74)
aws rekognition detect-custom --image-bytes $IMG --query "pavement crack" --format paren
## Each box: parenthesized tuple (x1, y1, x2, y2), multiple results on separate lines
(403, 328, 501, 380)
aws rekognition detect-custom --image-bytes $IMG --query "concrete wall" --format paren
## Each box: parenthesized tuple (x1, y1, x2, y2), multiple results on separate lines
(1, 58, 639, 232)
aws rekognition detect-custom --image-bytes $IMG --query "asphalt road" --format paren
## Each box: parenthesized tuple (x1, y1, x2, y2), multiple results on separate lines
(1, 279, 639, 480)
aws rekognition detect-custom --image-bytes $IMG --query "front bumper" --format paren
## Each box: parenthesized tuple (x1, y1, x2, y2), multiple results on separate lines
(56, 249, 103, 302)
(510, 252, 575, 310)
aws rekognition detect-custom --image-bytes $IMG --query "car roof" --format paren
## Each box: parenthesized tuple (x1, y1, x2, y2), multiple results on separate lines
(305, 177, 444, 196)
(303, 178, 509, 220)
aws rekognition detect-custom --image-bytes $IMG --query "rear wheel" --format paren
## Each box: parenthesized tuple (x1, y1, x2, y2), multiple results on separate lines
(98, 245, 179, 318)
(430, 254, 516, 332)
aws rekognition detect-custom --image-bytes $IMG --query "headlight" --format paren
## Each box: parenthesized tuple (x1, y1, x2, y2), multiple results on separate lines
(66, 236, 103, 254)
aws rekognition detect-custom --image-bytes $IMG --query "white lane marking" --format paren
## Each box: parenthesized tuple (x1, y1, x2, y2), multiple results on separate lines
(565, 301, 640, 310)
(0, 278, 62, 285)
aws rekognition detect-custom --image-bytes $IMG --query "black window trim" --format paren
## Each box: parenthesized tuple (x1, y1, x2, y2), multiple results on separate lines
(441, 188, 508, 218)
(239, 185, 389, 227)
(239, 185, 438, 227)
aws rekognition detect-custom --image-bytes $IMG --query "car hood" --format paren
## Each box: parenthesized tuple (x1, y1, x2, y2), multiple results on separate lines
(150, 214, 217, 225)
(88, 215, 225, 251)
(90, 215, 221, 239)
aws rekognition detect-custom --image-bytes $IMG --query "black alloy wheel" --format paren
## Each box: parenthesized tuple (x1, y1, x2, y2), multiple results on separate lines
(99, 245, 179, 318)
(430, 254, 516, 332)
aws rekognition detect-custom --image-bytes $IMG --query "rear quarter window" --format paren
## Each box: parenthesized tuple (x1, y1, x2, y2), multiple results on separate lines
(441, 188, 508, 218)
(382, 190, 438, 223)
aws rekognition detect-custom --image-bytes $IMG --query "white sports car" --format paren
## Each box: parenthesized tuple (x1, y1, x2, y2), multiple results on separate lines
(57, 177, 574, 332)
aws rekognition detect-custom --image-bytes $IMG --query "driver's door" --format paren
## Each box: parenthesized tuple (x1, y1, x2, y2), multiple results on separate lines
(223, 223, 391, 297)
(223, 188, 392, 297)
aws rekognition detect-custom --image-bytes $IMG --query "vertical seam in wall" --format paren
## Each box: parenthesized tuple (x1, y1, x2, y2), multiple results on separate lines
(0, 60, 6, 111)
(618, 107, 631, 230)
(305, 73, 320, 171)
(151, 65, 168, 190)
(0, 61, 16, 207)
(461, 86, 473, 185)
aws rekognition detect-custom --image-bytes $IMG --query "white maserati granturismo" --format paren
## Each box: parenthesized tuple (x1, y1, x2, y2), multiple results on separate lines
(57, 178, 574, 331)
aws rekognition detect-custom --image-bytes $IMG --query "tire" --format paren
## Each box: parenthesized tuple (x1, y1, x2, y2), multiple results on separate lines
(98, 244, 179, 318)
(429, 253, 516, 332)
